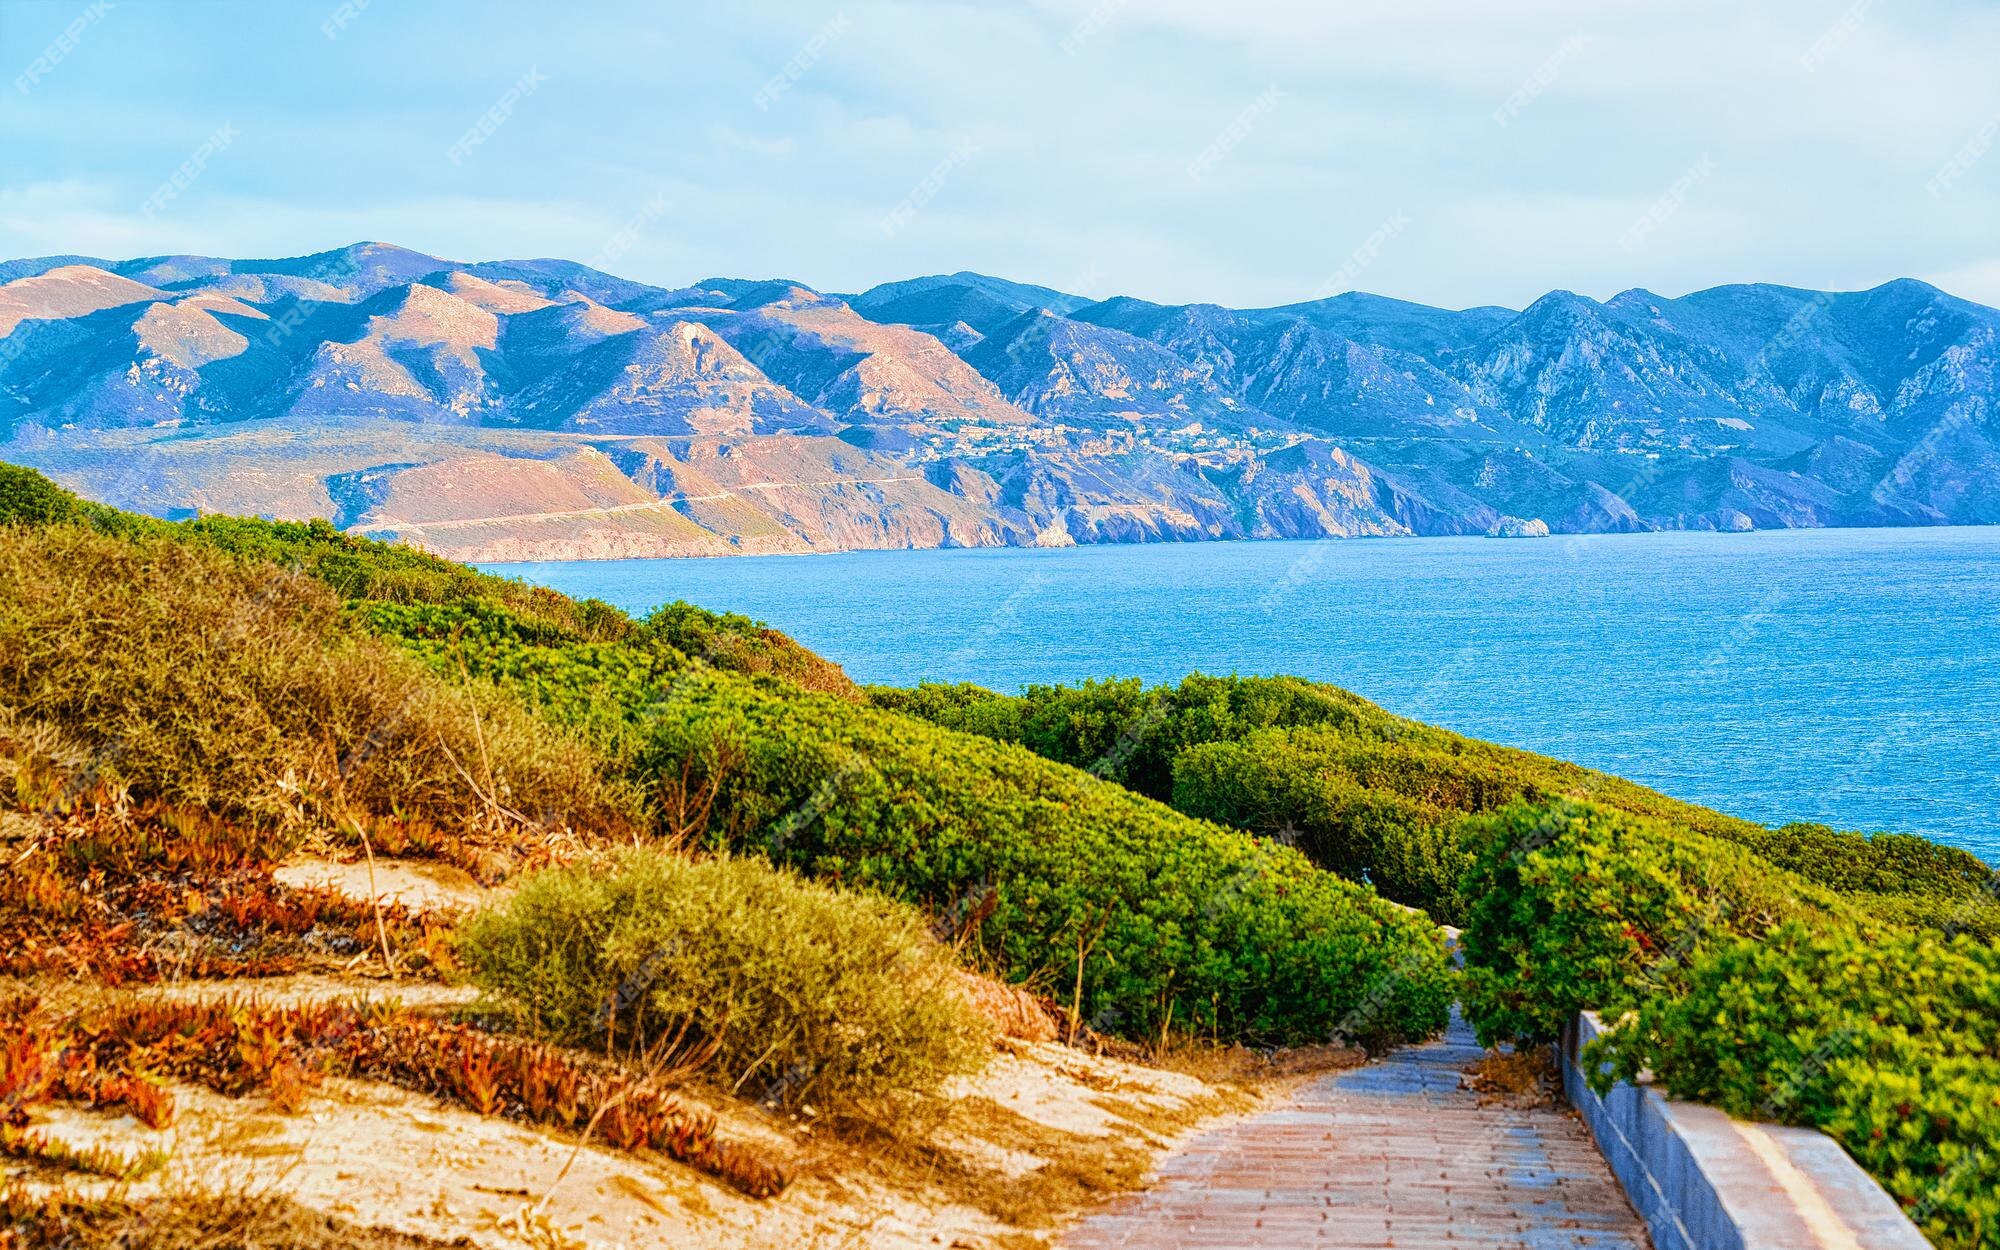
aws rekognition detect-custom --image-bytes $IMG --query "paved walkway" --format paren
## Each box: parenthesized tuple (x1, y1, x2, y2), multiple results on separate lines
(1063, 1010, 1650, 1249)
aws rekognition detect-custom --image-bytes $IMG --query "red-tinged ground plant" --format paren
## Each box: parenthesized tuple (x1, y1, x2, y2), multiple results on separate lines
(23, 997, 787, 1199)
(1, 1004, 179, 1161)
(0, 784, 454, 985)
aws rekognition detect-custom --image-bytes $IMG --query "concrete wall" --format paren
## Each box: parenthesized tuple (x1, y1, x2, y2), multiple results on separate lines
(1562, 1012, 1931, 1250)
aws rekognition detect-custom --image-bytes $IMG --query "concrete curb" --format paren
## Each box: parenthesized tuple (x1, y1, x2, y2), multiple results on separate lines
(1561, 1012, 1930, 1250)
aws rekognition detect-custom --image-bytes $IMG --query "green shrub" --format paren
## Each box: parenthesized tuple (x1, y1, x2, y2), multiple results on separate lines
(641, 602, 857, 699)
(0, 463, 166, 539)
(1747, 822, 1996, 929)
(0, 466, 860, 712)
(1456, 799, 1853, 1046)
(1170, 730, 1473, 921)
(1588, 923, 2000, 1250)
(868, 681, 1027, 745)
(0, 475, 1454, 1052)
(180, 513, 634, 644)
(881, 674, 1999, 936)
(873, 675, 1385, 801)
(635, 670, 1456, 1047)
(458, 849, 989, 1118)
(368, 606, 1455, 1047)
(0, 463, 99, 527)
(355, 598, 675, 762)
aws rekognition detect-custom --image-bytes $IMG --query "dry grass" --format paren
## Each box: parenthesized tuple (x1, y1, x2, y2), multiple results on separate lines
(0, 526, 637, 854)
(1146, 1038, 1368, 1087)
(795, 1049, 1256, 1236)
(1461, 1044, 1563, 1109)
(806, 1098, 1152, 1233)
(0, 1181, 469, 1249)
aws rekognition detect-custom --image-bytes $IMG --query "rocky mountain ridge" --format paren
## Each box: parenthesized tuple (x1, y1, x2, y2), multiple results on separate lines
(2, 242, 1993, 561)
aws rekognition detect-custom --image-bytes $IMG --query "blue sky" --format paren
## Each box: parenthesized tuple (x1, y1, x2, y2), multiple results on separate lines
(3, 0, 1997, 308)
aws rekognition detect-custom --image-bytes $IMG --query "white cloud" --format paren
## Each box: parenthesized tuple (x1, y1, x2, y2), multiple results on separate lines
(0, 181, 635, 272)
(709, 125, 797, 158)
(3, 0, 1997, 308)
(1926, 261, 2000, 308)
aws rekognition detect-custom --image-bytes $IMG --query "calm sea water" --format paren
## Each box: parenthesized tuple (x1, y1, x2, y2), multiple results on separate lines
(485, 528, 2000, 863)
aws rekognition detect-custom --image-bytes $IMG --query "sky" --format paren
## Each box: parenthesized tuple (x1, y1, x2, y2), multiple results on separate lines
(2, 0, 1997, 310)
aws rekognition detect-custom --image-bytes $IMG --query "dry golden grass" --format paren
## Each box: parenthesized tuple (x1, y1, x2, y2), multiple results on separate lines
(1462, 1044, 1563, 1109)
(1147, 1038, 1368, 1087)
(805, 1097, 1152, 1233)
(0, 525, 638, 855)
(0, 1181, 467, 1249)
(795, 1054, 1256, 1236)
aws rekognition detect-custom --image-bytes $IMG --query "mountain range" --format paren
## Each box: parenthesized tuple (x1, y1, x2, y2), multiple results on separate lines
(2, 241, 1995, 562)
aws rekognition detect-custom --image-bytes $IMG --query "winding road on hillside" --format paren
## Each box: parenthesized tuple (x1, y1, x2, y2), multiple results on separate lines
(344, 475, 929, 535)
(1062, 1010, 1650, 1250)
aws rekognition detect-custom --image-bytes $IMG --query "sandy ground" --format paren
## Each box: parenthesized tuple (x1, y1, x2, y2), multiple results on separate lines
(273, 855, 496, 913)
(16, 857, 1279, 1248)
(24, 1004, 1264, 1250)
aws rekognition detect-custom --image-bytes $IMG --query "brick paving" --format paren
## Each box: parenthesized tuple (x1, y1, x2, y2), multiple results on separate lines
(1063, 1009, 1650, 1249)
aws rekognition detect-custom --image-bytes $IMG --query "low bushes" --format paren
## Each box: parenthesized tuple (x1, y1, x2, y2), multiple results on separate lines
(1458, 801, 2000, 1248)
(356, 598, 672, 764)
(457, 850, 989, 1119)
(870, 674, 1382, 801)
(1741, 822, 1997, 934)
(1456, 799, 1851, 1046)
(0, 470, 1456, 1052)
(1169, 729, 1473, 921)
(0, 463, 855, 691)
(1588, 924, 2000, 1250)
(643, 601, 858, 700)
(879, 675, 2000, 937)
(634, 672, 1455, 1047)
(369, 593, 1456, 1049)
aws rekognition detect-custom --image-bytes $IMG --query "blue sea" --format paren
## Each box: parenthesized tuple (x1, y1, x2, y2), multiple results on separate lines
(485, 528, 2000, 863)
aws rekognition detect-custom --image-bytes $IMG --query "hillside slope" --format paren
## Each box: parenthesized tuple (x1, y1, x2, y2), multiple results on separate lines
(4, 465, 1993, 1247)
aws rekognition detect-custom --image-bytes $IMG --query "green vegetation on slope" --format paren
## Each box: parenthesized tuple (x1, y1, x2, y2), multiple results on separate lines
(1453, 799, 1857, 1046)
(0, 464, 1454, 1050)
(18, 459, 1990, 1241)
(1453, 799, 1999, 1250)
(1597, 923, 1999, 1250)
(877, 644, 2000, 1247)
(873, 677, 1999, 935)
(364, 598, 1453, 1045)
(0, 463, 851, 692)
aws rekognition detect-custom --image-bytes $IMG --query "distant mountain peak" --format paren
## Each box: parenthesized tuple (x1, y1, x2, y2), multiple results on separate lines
(3, 243, 1997, 556)
(0, 264, 168, 334)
